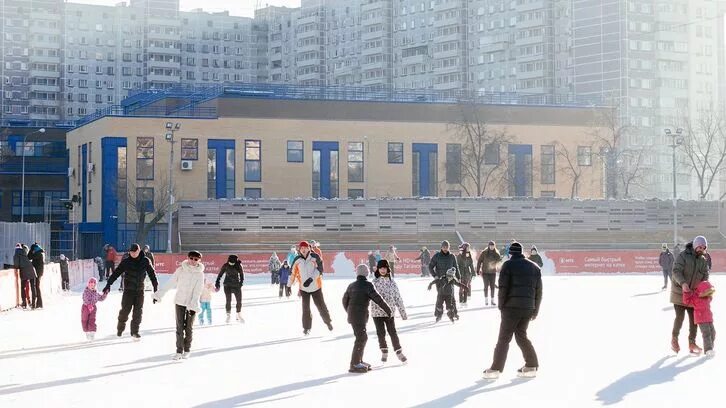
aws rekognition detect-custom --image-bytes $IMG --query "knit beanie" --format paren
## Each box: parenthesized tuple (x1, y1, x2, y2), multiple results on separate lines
(693, 236, 708, 248)
(441, 240, 450, 248)
(509, 242, 523, 255)
(356, 264, 369, 277)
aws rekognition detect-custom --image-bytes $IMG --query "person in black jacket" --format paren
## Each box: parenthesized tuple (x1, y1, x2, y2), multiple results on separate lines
(28, 243, 45, 309)
(429, 240, 459, 279)
(483, 242, 542, 380)
(103, 243, 158, 340)
(216, 254, 245, 324)
(14, 244, 37, 309)
(59, 254, 70, 291)
(342, 264, 392, 373)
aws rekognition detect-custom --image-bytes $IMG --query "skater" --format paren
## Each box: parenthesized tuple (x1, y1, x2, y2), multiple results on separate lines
(14, 244, 37, 310)
(528, 246, 543, 268)
(310, 240, 324, 260)
(659, 244, 675, 290)
(103, 243, 158, 340)
(483, 242, 542, 380)
(199, 279, 215, 325)
(94, 257, 105, 282)
(286, 246, 298, 267)
(683, 280, 716, 357)
(269, 252, 282, 285)
(342, 264, 392, 373)
(154, 250, 205, 360)
(288, 241, 333, 335)
(477, 240, 502, 306)
(415, 247, 432, 277)
(278, 260, 292, 298)
(670, 236, 709, 355)
(143, 245, 155, 265)
(215, 254, 245, 324)
(429, 240, 459, 279)
(457, 243, 476, 306)
(384, 245, 401, 278)
(371, 260, 408, 364)
(367, 251, 377, 276)
(81, 277, 108, 341)
(103, 244, 117, 282)
(427, 268, 462, 322)
(59, 254, 70, 292)
(28, 243, 45, 309)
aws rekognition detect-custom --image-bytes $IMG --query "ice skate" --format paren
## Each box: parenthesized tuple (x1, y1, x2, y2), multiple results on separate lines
(491, 300, 496, 306)
(449, 315, 456, 323)
(435, 316, 442, 323)
(705, 350, 716, 358)
(326, 321, 334, 331)
(517, 366, 538, 378)
(226, 313, 231, 324)
(396, 350, 408, 364)
(349, 363, 369, 374)
(85, 332, 91, 341)
(88, 332, 95, 341)
(381, 348, 388, 363)
(483, 369, 500, 380)
(303, 329, 310, 336)
(671, 337, 680, 353)
(361, 361, 372, 370)
(172, 353, 183, 361)
(131, 333, 141, 341)
(182, 352, 191, 359)
(236, 312, 245, 323)
(199, 320, 204, 326)
(117, 330, 123, 338)
(689, 343, 703, 355)
(485, 298, 489, 306)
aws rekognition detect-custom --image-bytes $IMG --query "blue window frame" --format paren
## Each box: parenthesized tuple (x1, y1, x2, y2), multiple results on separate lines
(287, 140, 304, 163)
(11, 190, 67, 217)
(245, 140, 261, 182)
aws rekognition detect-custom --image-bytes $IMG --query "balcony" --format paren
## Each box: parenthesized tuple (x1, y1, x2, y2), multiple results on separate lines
(296, 28, 319, 40)
(434, 1, 463, 12)
(362, 15, 388, 27)
(334, 65, 356, 76)
(148, 60, 181, 69)
(479, 41, 508, 53)
(432, 49, 460, 59)
(434, 33, 461, 44)
(434, 16, 462, 28)
(297, 14, 321, 26)
(515, 35, 544, 46)
(147, 45, 181, 55)
(148, 31, 180, 41)
(30, 84, 61, 93)
(361, 30, 386, 41)
(362, 1, 385, 12)
(362, 60, 386, 71)
(30, 70, 60, 78)
(297, 42, 321, 53)
(297, 72, 322, 82)
(433, 81, 462, 90)
(297, 57, 322, 68)
(402, 54, 427, 65)
(516, 0, 545, 12)
(362, 45, 385, 56)
(147, 73, 181, 83)
(30, 55, 61, 64)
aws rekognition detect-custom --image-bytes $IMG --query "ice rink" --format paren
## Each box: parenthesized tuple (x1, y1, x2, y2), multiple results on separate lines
(0, 273, 722, 407)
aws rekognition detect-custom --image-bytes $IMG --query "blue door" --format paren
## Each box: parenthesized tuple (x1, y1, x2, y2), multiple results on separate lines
(312, 142, 339, 199)
(412, 143, 438, 197)
(508, 144, 533, 197)
(207, 140, 235, 199)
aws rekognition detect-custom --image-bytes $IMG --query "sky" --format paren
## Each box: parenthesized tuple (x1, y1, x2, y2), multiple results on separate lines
(74, 0, 301, 18)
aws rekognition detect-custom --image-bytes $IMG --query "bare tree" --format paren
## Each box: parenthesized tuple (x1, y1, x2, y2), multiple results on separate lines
(680, 108, 726, 200)
(589, 105, 632, 199)
(449, 100, 516, 197)
(552, 141, 584, 199)
(618, 146, 649, 198)
(124, 175, 177, 247)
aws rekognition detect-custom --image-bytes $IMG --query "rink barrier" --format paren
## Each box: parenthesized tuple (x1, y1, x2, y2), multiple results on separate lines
(0, 262, 72, 312)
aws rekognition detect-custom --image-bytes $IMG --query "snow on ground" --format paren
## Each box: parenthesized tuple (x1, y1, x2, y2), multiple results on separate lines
(0, 274, 722, 408)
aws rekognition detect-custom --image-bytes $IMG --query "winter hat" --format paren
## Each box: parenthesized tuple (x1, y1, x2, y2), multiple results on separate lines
(441, 240, 450, 248)
(188, 250, 202, 259)
(662, 243, 668, 250)
(509, 242, 523, 255)
(531, 246, 538, 252)
(445, 268, 457, 279)
(128, 243, 140, 252)
(87, 277, 97, 287)
(693, 236, 708, 249)
(298, 241, 310, 248)
(356, 264, 369, 277)
(460, 242, 470, 250)
(488, 241, 495, 246)
(59, 254, 66, 260)
(377, 259, 390, 270)
(227, 254, 239, 263)
(15, 243, 22, 249)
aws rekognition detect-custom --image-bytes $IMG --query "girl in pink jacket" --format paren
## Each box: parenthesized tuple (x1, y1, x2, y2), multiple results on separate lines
(82, 277, 108, 341)
(683, 280, 716, 356)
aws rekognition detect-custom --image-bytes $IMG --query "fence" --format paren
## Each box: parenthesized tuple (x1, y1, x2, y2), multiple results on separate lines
(0, 222, 51, 268)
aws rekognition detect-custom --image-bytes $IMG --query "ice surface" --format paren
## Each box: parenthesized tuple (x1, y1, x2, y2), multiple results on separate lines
(0, 274, 721, 407)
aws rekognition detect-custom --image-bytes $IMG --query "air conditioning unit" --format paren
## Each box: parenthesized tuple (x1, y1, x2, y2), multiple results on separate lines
(68, 167, 75, 177)
(87, 163, 95, 173)
(181, 160, 193, 171)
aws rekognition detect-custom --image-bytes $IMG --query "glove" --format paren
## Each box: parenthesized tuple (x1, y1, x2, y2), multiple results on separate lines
(103, 286, 110, 295)
(531, 314, 537, 321)
(303, 277, 313, 287)
(427, 286, 432, 291)
(153, 299, 158, 304)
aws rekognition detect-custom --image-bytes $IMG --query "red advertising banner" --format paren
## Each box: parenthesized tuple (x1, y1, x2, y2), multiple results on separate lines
(546, 249, 725, 274)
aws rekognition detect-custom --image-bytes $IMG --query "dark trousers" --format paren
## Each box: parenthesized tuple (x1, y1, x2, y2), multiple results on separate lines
(700, 323, 716, 352)
(104, 261, 115, 281)
(34, 276, 43, 308)
(279, 283, 291, 298)
(483, 274, 496, 298)
(20, 278, 37, 308)
(301, 289, 332, 330)
(434, 293, 457, 319)
(271, 270, 280, 285)
(117, 290, 145, 335)
(61, 271, 70, 291)
(373, 317, 401, 351)
(350, 322, 368, 367)
(175, 305, 196, 353)
(673, 304, 698, 344)
(662, 269, 671, 287)
(490, 308, 539, 371)
(459, 276, 472, 303)
(224, 286, 242, 313)
(421, 265, 429, 277)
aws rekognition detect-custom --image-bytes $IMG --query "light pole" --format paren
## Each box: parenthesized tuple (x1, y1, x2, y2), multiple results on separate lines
(21, 127, 45, 223)
(665, 128, 684, 247)
(165, 122, 180, 253)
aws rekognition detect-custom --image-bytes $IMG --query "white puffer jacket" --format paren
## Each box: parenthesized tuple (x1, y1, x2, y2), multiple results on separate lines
(371, 277, 407, 319)
(154, 260, 205, 313)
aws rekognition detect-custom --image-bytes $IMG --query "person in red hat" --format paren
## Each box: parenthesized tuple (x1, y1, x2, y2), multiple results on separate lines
(287, 241, 333, 335)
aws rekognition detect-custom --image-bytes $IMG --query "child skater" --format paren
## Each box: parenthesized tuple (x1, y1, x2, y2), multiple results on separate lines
(428, 267, 462, 323)
(371, 259, 408, 363)
(81, 277, 107, 341)
(199, 278, 214, 325)
(279, 260, 292, 299)
(342, 264, 392, 373)
(683, 280, 716, 357)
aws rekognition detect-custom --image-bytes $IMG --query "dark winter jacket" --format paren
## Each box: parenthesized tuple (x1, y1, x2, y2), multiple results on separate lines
(368, 254, 377, 271)
(216, 262, 245, 289)
(671, 242, 709, 306)
(415, 249, 431, 266)
(144, 250, 155, 266)
(428, 276, 462, 297)
(342, 275, 391, 325)
(106, 252, 158, 292)
(59, 259, 69, 275)
(429, 251, 459, 278)
(659, 250, 674, 272)
(28, 244, 45, 277)
(528, 254, 544, 268)
(704, 252, 712, 271)
(279, 266, 291, 285)
(498, 254, 542, 317)
(477, 248, 502, 275)
(14, 248, 36, 280)
(456, 252, 476, 279)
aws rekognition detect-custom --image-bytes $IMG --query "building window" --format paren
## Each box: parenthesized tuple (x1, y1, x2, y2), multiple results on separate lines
(287, 140, 304, 162)
(446, 190, 462, 197)
(540, 191, 556, 198)
(348, 142, 364, 182)
(136, 187, 154, 212)
(388, 142, 404, 164)
(446, 143, 462, 184)
(88, 189, 92, 205)
(207, 149, 216, 199)
(541, 145, 555, 184)
(244, 188, 262, 199)
(225, 149, 235, 198)
(348, 189, 364, 199)
(577, 146, 592, 166)
(118, 146, 127, 222)
(484, 143, 500, 165)
(136, 137, 154, 180)
(245, 140, 261, 182)
(181, 138, 198, 160)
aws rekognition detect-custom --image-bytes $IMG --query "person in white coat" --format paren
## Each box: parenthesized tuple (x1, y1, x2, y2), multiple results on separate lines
(154, 250, 205, 360)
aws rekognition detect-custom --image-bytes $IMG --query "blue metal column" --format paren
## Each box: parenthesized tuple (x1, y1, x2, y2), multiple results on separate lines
(313, 142, 339, 199)
(412, 143, 438, 197)
(101, 137, 127, 248)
